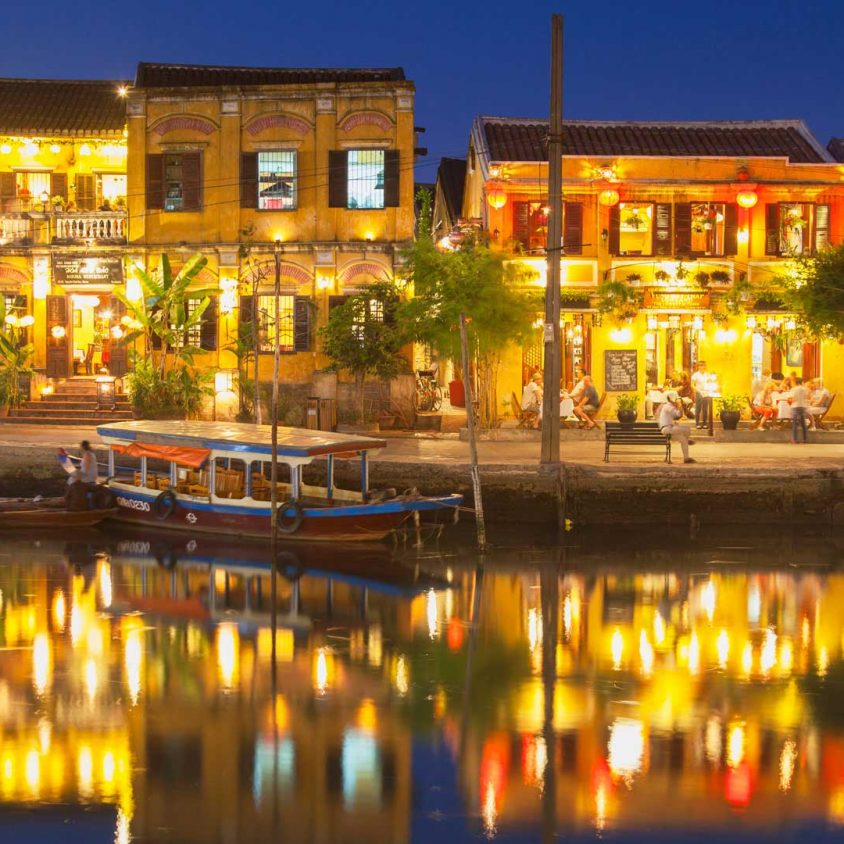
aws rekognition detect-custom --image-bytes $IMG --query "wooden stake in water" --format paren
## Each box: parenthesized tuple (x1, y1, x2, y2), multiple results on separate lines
(459, 312, 486, 551)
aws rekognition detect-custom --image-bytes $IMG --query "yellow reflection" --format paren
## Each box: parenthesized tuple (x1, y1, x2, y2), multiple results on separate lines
(611, 628, 623, 670)
(563, 595, 572, 638)
(779, 637, 794, 676)
(257, 627, 294, 662)
(639, 630, 654, 677)
(819, 646, 829, 677)
(653, 611, 666, 647)
(216, 622, 240, 690)
(701, 580, 716, 622)
(595, 781, 608, 831)
(716, 629, 730, 669)
(705, 716, 722, 764)
(433, 687, 446, 720)
(528, 607, 542, 653)
(84, 657, 98, 702)
(357, 698, 377, 733)
(608, 718, 644, 782)
(482, 780, 497, 837)
(368, 626, 383, 667)
(741, 641, 753, 677)
(1, 754, 12, 800)
(24, 750, 39, 796)
(779, 739, 797, 792)
(32, 632, 51, 696)
(77, 745, 93, 798)
(116, 809, 131, 844)
(761, 628, 777, 675)
(98, 560, 113, 609)
(688, 631, 700, 675)
(51, 589, 66, 632)
(124, 628, 142, 705)
(38, 719, 51, 754)
(70, 605, 83, 646)
(426, 589, 438, 639)
(394, 654, 409, 697)
(727, 722, 745, 768)
(830, 787, 844, 826)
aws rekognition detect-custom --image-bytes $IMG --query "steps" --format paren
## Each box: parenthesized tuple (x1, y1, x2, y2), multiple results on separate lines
(1, 379, 133, 425)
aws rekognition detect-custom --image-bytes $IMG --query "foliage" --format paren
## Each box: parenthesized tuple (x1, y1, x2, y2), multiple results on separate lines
(717, 394, 744, 413)
(722, 273, 753, 315)
(615, 393, 639, 413)
(318, 280, 409, 423)
(710, 270, 731, 285)
(693, 271, 711, 289)
(625, 273, 642, 285)
(399, 189, 541, 427)
(778, 245, 844, 339)
(597, 279, 643, 323)
(125, 355, 212, 419)
(0, 298, 34, 408)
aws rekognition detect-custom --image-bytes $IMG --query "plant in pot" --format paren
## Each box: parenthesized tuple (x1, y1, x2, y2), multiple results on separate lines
(710, 270, 731, 287)
(615, 393, 638, 425)
(717, 394, 744, 430)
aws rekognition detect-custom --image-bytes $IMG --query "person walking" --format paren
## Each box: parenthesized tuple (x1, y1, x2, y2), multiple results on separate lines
(691, 361, 710, 429)
(658, 393, 696, 464)
(790, 377, 809, 444)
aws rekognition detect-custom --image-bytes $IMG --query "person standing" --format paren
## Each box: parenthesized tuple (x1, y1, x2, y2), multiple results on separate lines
(790, 377, 809, 444)
(691, 361, 710, 429)
(658, 394, 696, 463)
(60, 441, 98, 510)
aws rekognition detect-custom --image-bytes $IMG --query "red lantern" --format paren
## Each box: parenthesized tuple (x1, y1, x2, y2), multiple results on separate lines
(736, 190, 758, 209)
(486, 181, 507, 210)
(598, 188, 620, 207)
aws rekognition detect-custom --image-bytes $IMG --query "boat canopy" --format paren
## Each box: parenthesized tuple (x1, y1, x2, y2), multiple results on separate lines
(96, 420, 387, 460)
(111, 442, 211, 468)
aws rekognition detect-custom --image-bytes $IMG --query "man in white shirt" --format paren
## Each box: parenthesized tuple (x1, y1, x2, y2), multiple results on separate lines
(690, 361, 710, 429)
(807, 379, 831, 429)
(521, 372, 543, 428)
(658, 394, 696, 463)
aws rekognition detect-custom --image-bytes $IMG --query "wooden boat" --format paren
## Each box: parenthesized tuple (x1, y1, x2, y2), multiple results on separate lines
(96, 420, 463, 542)
(0, 496, 116, 529)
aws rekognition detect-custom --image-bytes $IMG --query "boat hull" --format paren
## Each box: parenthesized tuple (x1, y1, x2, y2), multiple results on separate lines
(0, 499, 116, 529)
(105, 485, 461, 542)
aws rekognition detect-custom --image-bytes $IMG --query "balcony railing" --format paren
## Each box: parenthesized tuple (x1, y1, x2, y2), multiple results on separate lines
(53, 212, 127, 244)
(0, 213, 32, 245)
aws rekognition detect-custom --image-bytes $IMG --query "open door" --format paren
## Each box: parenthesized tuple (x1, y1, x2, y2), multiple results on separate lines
(46, 295, 69, 378)
(108, 295, 128, 377)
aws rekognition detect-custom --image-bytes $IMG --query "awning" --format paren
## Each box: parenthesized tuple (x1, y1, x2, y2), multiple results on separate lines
(111, 442, 210, 468)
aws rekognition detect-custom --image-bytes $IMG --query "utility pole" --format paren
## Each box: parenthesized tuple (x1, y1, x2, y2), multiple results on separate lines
(459, 312, 486, 551)
(270, 240, 282, 541)
(541, 13, 564, 465)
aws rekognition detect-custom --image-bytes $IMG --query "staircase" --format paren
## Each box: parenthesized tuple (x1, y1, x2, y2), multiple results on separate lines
(2, 379, 133, 425)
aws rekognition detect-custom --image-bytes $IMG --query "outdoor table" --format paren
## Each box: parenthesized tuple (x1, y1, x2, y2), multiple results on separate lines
(772, 391, 793, 420)
(560, 396, 574, 418)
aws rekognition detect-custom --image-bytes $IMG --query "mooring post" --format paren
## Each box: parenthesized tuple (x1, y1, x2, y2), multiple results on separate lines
(459, 312, 486, 551)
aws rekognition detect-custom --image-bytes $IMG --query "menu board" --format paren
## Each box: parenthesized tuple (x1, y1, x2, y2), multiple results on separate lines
(605, 350, 637, 392)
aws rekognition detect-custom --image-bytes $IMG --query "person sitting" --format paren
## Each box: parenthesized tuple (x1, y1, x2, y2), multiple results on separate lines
(573, 374, 600, 430)
(752, 369, 771, 398)
(676, 371, 695, 418)
(807, 379, 832, 429)
(521, 372, 543, 429)
(752, 383, 776, 430)
(63, 440, 98, 510)
(658, 393, 696, 464)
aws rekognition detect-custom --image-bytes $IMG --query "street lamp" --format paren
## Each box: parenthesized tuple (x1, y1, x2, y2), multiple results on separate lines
(39, 190, 49, 213)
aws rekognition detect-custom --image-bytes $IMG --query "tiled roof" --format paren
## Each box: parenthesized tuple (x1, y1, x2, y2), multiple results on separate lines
(0, 78, 128, 136)
(479, 117, 832, 164)
(135, 62, 405, 88)
(827, 138, 844, 163)
(436, 158, 467, 222)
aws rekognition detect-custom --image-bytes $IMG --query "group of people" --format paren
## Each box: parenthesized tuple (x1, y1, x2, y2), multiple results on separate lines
(521, 370, 601, 430)
(751, 370, 831, 442)
(647, 362, 710, 427)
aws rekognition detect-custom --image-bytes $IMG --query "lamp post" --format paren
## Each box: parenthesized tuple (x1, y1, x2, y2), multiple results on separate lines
(269, 240, 282, 542)
(40, 190, 49, 213)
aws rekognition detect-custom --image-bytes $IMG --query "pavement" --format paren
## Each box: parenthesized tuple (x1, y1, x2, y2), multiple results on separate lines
(1, 423, 842, 471)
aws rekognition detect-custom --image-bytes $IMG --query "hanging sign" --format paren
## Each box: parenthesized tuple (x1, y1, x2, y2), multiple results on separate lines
(52, 254, 124, 286)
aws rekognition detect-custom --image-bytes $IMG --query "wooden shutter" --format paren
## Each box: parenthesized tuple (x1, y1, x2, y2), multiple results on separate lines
(108, 296, 128, 377)
(512, 201, 530, 249)
(146, 154, 164, 210)
(46, 295, 69, 378)
(563, 202, 583, 255)
(50, 172, 68, 202)
(654, 203, 673, 257)
(181, 153, 202, 210)
(384, 150, 400, 207)
(0, 172, 15, 209)
(815, 204, 830, 253)
(200, 297, 218, 351)
(328, 151, 348, 208)
(673, 203, 691, 257)
(239, 294, 254, 326)
(328, 295, 349, 312)
(75, 174, 95, 210)
(608, 206, 620, 255)
(293, 296, 310, 352)
(241, 153, 258, 209)
(724, 203, 739, 255)
(765, 204, 780, 255)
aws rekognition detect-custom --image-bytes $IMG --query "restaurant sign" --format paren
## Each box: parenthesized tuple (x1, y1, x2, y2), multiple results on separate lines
(52, 254, 124, 286)
(644, 290, 710, 310)
(605, 349, 638, 392)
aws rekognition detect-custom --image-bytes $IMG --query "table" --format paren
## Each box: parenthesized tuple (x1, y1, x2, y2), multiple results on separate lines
(538, 396, 575, 421)
(772, 391, 793, 420)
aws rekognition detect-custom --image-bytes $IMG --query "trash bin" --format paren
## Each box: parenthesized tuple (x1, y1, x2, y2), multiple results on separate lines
(306, 397, 320, 430)
(318, 398, 337, 432)
(449, 379, 465, 408)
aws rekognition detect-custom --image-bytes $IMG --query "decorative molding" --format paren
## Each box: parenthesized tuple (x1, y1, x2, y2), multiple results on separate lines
(396, 94, 414, 111)
(217, 249, 240, 268)
(0, 265, 29, 285)
(246, 113, 311, 137)
(151, 116, 217, 137)
(316, 96, 335, 113)
(127, 101, 145, 117)
(243, 261, 312, 287)
(221, 100, 240, 115)
(339, 111, 393, 133)
(339, 261, 390, 284)
(314, 249, 335, 266)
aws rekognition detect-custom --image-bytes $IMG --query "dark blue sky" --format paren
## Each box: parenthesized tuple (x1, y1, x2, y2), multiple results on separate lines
(2, 0, 842, 179)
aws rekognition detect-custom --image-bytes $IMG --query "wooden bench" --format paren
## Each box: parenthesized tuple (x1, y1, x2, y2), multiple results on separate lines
(604, 421, 671, 463)
(810, 392, 836, 430)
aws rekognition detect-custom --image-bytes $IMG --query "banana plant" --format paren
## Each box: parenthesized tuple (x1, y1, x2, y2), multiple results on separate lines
(0, 297, 34, 409)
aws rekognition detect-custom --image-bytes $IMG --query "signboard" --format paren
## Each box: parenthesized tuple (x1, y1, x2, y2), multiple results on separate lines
(52, 254, 124, 286)
(644, 290, 710, 310)
(605, 349, 638, 392)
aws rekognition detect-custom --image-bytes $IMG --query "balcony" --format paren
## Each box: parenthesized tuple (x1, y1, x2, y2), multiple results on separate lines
(53, 212, 127, 244)
(0, 213, 33, 246)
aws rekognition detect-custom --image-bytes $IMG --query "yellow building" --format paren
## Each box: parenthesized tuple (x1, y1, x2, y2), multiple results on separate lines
(458, 117, 844, 420)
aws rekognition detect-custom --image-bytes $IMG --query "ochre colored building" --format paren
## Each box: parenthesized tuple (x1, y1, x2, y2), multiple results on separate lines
(458, 117, 844, 419)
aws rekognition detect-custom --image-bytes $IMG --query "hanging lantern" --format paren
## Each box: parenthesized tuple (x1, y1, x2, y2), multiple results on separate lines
(646, 314, 658, 331)
(598, 189, 620, 207)
(486, 181, 507, 210)
(736, 190, 758, 209)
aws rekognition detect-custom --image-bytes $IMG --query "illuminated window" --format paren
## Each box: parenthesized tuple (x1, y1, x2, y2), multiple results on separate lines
(779, 203, 810, 256)
(98, 174, 127, 208)
(164, 154, 184, 211)
(257, 294, 295, 352)
(347, 150, 384, 209)
(258, 151, 296, 210)
(618, 203, 654, 256)
(17, 171, 50, 202)
(690, 203, 726, 256)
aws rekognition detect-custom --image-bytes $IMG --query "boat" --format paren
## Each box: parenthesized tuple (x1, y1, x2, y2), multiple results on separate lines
(96, 420, 463, 542)
(0, 496, 116, 529)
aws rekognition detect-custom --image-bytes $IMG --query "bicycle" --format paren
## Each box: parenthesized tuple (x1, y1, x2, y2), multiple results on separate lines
(414, 369, 442, 412)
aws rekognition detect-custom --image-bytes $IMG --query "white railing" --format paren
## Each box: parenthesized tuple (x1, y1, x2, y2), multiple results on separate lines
(0, 214, 31, 244)
(54, 212, 127, 242)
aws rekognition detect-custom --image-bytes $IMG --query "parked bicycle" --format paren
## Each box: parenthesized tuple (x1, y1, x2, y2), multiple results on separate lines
(414, 369, 442, 412)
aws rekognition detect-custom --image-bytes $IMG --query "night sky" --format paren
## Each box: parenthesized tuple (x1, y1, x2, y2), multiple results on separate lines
(2, 0, 842, 178)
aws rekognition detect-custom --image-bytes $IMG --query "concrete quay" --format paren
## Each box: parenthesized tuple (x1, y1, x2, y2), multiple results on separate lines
(0, 423, 842, 528)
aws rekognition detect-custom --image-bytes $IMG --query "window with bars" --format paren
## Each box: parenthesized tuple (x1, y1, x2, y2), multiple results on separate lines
(351, 298, 385, 345)
(257, 295, 295, 352)
(258, 151, 296, 210)
(185, 298, 203, 347)
(347, 150, 385, 210)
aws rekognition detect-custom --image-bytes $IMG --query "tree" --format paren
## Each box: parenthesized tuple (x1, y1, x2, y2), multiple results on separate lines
(0, 298, 33, 409)
(318, 280, 408, 423)
(400, 190, 540, 427)
(779, 245, 844, 338)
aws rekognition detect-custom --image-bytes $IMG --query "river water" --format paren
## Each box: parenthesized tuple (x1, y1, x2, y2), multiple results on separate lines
(1, 524, 844, 843)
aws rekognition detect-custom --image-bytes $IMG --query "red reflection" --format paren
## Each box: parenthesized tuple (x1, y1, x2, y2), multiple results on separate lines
(725, 761, 752, 808)
(480, 733, 510, 810)
(447, 618, 464, 652)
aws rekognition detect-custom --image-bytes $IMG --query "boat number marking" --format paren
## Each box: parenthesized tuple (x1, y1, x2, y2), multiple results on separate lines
(186, 512, 197, 524)
(116, 496, 151, 512)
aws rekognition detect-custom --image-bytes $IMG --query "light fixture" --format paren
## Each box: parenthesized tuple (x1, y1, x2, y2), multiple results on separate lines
(4, 314, 18, 327)
(51, 325, 66, 339)
(39, 190, 49, 211)
(219, 277, 238, 314)
(646, 315, 657, 331)
(79, 143, 91, 156)
(785, 318, 797, 331)
(316, 273, 334, 290)
(50, 143, 61, 154)
(598, 189, 620, 207)
(609, 327, 632, 344)
(117, 85, 129, 97)
(745, 316, 757, 329)
(0, 144, 10, 155)
(110, 325, 124, 339)
(125, 275, 143, 302)
(692, 316, 704, 331)
(21, 142, 38, 157)
(214, 370, 235, 395)
(736, 190, 758, 209)
(95, 376, 116, 410)
(737, 228, 749, 244)
(485, 180, 507, 210)
(18, 315, 34, 328)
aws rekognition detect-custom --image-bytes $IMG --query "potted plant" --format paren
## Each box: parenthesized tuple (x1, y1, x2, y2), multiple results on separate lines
(654, 269, 671, 286)
(694, 271, 711, 290)
(51, 195, 65, 211)
(710, 270, 731, 286)
(625, 273, 643, 287)
(615, 393, 638, 425)
(717, 394, 743, 430)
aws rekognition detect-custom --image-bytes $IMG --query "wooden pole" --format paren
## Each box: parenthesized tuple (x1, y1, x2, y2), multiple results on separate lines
(270, 241, 282, 541)
(459, 312, 486, 551)
(541, 13, 564, 465)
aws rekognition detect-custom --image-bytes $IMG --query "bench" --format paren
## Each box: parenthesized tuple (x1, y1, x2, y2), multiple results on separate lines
(604, 421, 671, 463)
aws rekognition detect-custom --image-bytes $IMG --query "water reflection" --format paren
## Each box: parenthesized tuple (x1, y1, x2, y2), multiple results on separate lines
(0, 529, 842, 841)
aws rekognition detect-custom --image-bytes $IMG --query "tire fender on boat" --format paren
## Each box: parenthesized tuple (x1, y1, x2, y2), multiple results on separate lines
(276, 499, 304, 535)
(153, 490, 177, 521)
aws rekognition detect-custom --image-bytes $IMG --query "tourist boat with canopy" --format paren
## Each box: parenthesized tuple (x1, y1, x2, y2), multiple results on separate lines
(96, 421, 462, 542)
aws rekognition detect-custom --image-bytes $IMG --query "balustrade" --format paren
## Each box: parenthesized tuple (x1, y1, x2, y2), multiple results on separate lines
(0, 214, 32, 244)
(53, 212, 127, 243)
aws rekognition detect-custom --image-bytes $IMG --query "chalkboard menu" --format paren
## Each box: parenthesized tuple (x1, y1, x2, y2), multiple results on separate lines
(605, 350, 637, 392)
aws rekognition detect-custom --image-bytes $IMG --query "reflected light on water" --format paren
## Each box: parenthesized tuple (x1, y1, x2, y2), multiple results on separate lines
(69, 605, 82, 646)
(727, 722, 746, 768)
(705, 716, 722, 764)
(761, 628, 778, 676)
(563, 595, 572, 638)
(115, 809, 131, 844)
(367, 625, 383, 667)
(779, 637, 794, 676)
(98, 560, 112, 609)
(394, 654, 409, 697)
(611, 628, 623, 670)
(84, 658, 98, 702)
(124, 629, 142, 706)
(717, 629, 730, 669)
(639, 630, 654, 677)
(779, 739, 797, 792)
(482, 779, 497, 838)
(528, 608, 542, 653)
(315, 648, 329, 695)
(653, 610, 666, 647)
(741, 641, 753, 677)
(702, 580, 716, 622)
(32, 632, 51, 696)
(24, 750, 39, 796)
(216, 623, 240, 690)
(748, 583, 761, 624)
(77, 745, 93, 798)
(426, 589, 438, 640)
(608, 718, 644, 783)
(818, 645, 830, 677)
(51, 589, 65, 632)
